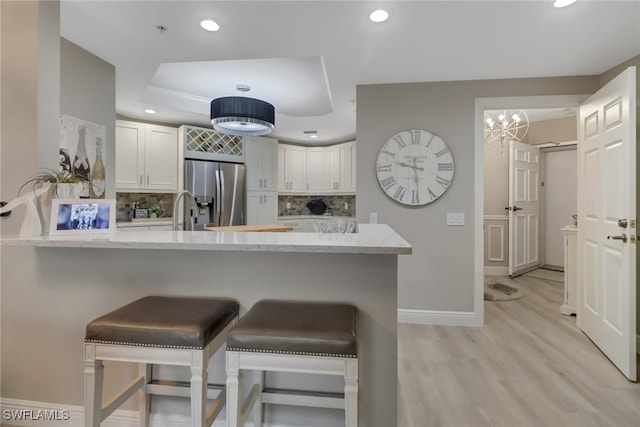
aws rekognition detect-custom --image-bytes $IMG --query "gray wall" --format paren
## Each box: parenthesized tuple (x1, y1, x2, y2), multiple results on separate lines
(356, 77, 600, 313)
(60, 38, 116, 199)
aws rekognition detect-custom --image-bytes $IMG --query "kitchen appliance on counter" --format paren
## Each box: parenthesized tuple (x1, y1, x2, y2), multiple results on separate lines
(184, 159, 246, 230)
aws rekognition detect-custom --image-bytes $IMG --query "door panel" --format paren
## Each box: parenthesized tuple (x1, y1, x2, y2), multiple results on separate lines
(509, 140, 540, 276)
(577, 66, 636, 381)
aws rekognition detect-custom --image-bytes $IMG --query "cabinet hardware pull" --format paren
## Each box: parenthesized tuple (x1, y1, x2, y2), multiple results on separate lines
(140, 175, 143, 185)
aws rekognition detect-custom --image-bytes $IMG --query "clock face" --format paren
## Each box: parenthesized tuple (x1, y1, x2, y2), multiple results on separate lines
(376, 129, 454, 206)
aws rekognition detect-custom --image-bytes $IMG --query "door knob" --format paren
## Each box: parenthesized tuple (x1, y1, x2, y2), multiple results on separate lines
(607, 234, 628, 243)
(618, 219, 628, 228)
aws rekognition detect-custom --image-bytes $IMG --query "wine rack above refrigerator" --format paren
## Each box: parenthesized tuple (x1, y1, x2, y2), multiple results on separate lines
(179, 125, 244, 163)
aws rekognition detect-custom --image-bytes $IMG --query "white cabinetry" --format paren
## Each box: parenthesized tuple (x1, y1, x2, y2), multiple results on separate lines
(277, 142, 356, 195)
(327, 141, 356, 193)
(245, 137, 278, 224)
(116, 120, 178, 192)
(245, 137, 277, 192)
(278, 144, 307, 193)
(247, 192, 278, 225)
(306, 147, 328, 193)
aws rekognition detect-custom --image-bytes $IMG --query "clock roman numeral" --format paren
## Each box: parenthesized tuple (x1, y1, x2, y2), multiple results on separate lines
(435, 147, 449, 158)
(377, 164, 392, 172)
(381, 149, 396, 158)
(393, 185, 406, 201)
(393, 135, 407, 149)
(426, 134, 436, 147)
(427, 187, 437, 200)
(435, 176, 450, 188)
(412, 190, 420, 204)
(410, 130, 421, 145)
(438, 162, 453, 171)
(380, 176, 396, 190)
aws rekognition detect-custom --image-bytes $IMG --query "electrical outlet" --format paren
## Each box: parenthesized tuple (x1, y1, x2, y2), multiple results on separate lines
(286, 202, 291, 209)
(370, 212, 378, 224)
(344, 202, 349, 209)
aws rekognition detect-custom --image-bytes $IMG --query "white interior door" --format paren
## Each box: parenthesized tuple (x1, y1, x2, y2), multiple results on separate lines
(577, 66, 636, 381)
(509, 140, 540, 276)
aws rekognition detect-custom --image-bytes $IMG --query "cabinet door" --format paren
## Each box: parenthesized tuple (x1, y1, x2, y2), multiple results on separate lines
(287, 145, 307, 193)
(306, 147, 328, 193)
(277, 145, 287, 192)
(246, 191, 278, 224)
(144, 125, 178, 191)
(338, 141, 356, 192)
(115, 122, 144, 190)
(246, 137, 277, 192)
(326, 145, 340, 192)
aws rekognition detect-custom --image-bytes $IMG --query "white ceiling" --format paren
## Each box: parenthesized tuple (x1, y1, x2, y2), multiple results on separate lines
(60, 1, 640, 145)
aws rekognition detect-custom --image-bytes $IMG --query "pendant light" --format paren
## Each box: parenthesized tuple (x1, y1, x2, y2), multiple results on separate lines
(210, 85, 275, 136)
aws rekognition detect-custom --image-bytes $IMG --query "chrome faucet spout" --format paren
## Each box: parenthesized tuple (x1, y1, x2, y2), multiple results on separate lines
(172, 190, 196, 231)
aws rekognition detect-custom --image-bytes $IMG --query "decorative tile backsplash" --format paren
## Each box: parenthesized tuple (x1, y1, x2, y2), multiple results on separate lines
(116, 193, 174, 221)
(278, 195, 355, 217)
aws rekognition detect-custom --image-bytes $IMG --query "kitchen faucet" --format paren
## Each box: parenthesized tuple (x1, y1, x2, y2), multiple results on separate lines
(172, 190, 196, 231)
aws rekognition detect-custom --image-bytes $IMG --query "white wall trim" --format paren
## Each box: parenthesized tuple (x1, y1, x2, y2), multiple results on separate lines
(0, 397, 292, 427)
(484, 214, 509, 221)
(486, 224, 506, 262)
(398, 309, 481, 327)
(484, 266, 509, 276)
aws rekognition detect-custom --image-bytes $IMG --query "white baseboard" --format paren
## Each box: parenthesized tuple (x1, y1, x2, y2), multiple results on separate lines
(0, 398, 293, 427)
(484, 266, 508, 276)
(397, 309, 481, 327)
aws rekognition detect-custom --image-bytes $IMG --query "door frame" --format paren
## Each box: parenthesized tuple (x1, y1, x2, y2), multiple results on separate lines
(475, 94, 590, 326)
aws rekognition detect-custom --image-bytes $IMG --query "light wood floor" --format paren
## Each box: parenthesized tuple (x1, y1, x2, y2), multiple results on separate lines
(398, 275, 640, 427)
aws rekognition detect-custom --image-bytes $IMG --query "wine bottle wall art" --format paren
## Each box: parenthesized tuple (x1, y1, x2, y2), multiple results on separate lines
(59, 115, 107, 198)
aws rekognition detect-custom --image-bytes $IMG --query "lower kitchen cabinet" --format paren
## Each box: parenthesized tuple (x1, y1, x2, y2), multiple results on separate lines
(247, 191, 278, 225)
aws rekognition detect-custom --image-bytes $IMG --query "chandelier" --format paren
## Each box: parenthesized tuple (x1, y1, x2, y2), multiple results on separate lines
(484, 110, 529, 151)
(210, 85, 275, 136)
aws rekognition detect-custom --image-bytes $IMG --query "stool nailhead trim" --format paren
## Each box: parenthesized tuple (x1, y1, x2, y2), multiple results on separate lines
(85, 339, 203, 350)
(226, 347, 357, 358)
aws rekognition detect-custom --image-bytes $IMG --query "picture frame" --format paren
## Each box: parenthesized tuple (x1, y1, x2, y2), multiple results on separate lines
(49, 199, 116, 235)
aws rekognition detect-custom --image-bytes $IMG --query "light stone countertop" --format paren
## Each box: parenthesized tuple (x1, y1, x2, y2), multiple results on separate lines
(278, 215, 355, 220)
(0, 224, 411, 255)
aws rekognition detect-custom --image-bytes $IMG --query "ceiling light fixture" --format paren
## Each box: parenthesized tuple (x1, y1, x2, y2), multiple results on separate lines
(144, 109, 156, 114)
(210, 85, 275, 136)
(554, 0, 577, 8)
(200, 19, 220, 31)
(370, 9, 389, 23)
(484, 110, 529, 152)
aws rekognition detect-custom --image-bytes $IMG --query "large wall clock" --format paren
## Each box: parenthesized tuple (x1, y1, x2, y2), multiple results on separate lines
(376, 129, 454, 206)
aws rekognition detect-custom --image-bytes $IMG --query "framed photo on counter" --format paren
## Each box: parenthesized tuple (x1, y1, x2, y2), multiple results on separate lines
(49, 199, 116, 235)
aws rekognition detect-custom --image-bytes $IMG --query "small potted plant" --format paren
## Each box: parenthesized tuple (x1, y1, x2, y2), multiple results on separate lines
(19, 168, 87, 199)
(145, 202, 164, 218)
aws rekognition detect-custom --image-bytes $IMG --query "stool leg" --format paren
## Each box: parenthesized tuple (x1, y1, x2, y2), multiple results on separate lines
(190, 351, 207, 427)
(252, 370, 264, 426)
(138, 363, 152, 427)
(84, 343, 103, 427)
(226, 351, 241, 427)
(344, 359, 358, 427)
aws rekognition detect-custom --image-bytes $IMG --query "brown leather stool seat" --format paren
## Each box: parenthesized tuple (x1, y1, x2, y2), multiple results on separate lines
(86, 296, 239, 349)
(84, 295, 239, 427)
(226, 299, 357, 357)
(225, 299, 358, 427)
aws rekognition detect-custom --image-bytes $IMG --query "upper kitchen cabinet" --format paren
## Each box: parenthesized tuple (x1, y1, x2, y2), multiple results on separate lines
(245, 136, 278, 192)
(115, 120, 178, 192)
(278, 144, 307, 193)
(331, 141, 356, 194)
(305, 147, 328, 193)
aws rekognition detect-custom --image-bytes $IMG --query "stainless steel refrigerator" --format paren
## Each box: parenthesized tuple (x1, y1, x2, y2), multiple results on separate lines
(184, 159, 246, 230)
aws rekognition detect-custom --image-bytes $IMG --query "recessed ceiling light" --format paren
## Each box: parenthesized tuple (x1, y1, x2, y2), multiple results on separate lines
(554, 0, 577, 8)
(370, 9, 389, 23)
(144, 109, 156, 114)
(200, 19, 220, 32)
(310, 134, 318, 139)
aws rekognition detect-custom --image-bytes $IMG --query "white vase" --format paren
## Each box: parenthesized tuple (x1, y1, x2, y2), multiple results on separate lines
(54, 182, 85, 199)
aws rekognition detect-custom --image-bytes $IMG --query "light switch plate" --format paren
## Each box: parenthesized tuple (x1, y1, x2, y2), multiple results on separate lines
(446, 213, 464, 226)
(370, 212, 378, 224)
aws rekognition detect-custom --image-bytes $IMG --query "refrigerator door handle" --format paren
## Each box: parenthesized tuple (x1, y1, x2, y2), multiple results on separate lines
(214, 168, 221, 227)
(219, 169, 225, 226)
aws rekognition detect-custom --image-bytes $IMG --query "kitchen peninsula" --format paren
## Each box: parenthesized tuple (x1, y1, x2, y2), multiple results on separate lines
(1, 224, 410, 426)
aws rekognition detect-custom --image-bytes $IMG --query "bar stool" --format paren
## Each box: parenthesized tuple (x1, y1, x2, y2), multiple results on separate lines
(84, 296, 239, 427)
(225, 299, 358, 427)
